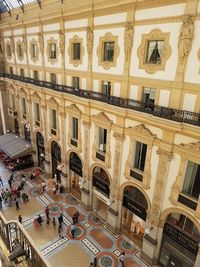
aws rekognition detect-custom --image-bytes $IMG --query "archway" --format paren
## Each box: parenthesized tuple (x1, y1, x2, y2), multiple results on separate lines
(69, 152, 83, 198)
(14, 119, 19, 135)
(159, 212, 200, 267)
(121, 186, 148, 247)
(51, 140, 61, 178)
(24, 124, 31, 141)
(36, 132, 45, 170)
(92, 166, 110, 221)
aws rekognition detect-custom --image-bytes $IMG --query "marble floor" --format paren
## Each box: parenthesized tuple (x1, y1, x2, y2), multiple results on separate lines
(0, 162, 150, 267)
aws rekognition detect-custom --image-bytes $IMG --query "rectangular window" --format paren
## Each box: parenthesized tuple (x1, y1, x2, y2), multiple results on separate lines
(21, 98, 26, 115)
(20, 68, 24, 77)
(98, 127, 107, 153)
(50, 43, 56, 59)
(101, 81, 111, 96)
(146, 40, 164, 64)
(34, 70, 38, 80)
(9, 67, 13, 74)
(32, 44, 37, 58)
(18, 44, 22, 57)
(133, 141, 147, 172)
(50, 73, 56, 84)
(182, 161, 200, 199)
(71, 117, 78, 140)
(72, 76, 79, 89)
(11, 94, 15, 109)
(52, 109, 57, 130)
(7, 45, 12, 57)
(35, 103, 40, 122)
(73, 43, 80, 60)
(142, 87, 156, 110)
(103, 42, 114, 61)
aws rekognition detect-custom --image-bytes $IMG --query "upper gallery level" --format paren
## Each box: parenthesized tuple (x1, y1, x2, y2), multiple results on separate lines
(0, 0, 200, 118)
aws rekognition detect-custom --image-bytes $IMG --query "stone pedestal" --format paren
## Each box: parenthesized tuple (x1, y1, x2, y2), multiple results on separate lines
(107, 207, 119, 234)
(142, 234, 157, 265)
(81, 187, 91, 211)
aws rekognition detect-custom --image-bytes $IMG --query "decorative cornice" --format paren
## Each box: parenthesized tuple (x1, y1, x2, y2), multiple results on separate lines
(46, 96, 58, 107)
(128, 124, 156, 138)
(67, 103, 81, 114)
(92, 112, 112, 124)
(180, 142, 200, 154)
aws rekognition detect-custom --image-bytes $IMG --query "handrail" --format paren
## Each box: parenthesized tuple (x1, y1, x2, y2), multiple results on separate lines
(0, 212, 50, 267)
(0, 72, 200, 127)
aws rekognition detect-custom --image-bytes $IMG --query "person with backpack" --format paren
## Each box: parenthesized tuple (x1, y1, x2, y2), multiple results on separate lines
(58, 213, 63, 227)
(119, 252, 125, 267)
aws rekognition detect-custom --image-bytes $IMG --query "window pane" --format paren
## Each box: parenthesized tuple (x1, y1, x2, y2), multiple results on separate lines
(134, 142, 147, 172)
(103, 42, 114, 61)
(32, 44, 37, 58)
(35, 103, 40, 121)
(182, 161, 200, 199)
(102, 81, 111, 96)
(73, 43, 80, 60)
(20, 68, 24, 77)
(73, 77, 79, 89)
(98, 127, 107, 153)
(22, 98, 26, 114)
(11, 94, 15, 109)
(52, 109, 57, 129)
(50, 44, 56, 58)
(72, 117, 78, 139)
(51, 73, 56, 84)
(146, 40, 164, 64)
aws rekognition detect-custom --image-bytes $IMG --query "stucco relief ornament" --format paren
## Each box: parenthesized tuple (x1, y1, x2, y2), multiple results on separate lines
(180, 142, 200, 153)
(0, 37, 4, 53)
(10, 36, 15, 53)
(59, 30, 65, 54)
(124, 22, 134, 60)
(86, 27, 93, 56)
(38, 33, 44, 54)
(22, 35, 27, 53)
(178, 16, 194, 64)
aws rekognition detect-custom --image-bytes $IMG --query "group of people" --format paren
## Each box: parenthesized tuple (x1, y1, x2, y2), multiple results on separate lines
(0, 173, 29, 210)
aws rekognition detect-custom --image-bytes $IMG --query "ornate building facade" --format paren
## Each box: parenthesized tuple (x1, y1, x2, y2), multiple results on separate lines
(0, 0, 200, 266)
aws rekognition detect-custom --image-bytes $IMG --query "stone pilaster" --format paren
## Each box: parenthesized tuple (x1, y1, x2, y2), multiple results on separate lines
(142, 148, 173, 265)
(107, 132, 124, 233)
(81, 120, 91, 210)
(194, 244, 200, 267)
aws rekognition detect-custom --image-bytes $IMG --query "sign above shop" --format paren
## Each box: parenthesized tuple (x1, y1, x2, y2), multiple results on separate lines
(164, 223, 198, 256)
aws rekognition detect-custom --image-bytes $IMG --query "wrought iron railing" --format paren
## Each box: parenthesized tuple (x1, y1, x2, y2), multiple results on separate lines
(0, 212, 49, 267)
(0, 72, 200, 126)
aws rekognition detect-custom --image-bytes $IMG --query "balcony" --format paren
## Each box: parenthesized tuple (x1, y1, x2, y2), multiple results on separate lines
(1, 72, 200, 127)
(0, 212, 49, 267)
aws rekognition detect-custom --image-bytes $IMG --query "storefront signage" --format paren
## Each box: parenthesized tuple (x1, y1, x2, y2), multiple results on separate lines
(69, 162, 82, 177)
(164, 223, 198, 256)
(93, 175, 110, 197)
(123, 195, 147, 221)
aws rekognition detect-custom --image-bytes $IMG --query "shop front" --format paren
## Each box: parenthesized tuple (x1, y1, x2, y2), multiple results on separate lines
(14, 119, 19, 135)
(121, 186, 148, 247)
(92, 166, 110, 221)
(69, 152, 82, 199)
(24, 124, 31, 142)
(51, 140, 61, 178)
(159, 213, 199, 267)
(36, 132, 45, 170)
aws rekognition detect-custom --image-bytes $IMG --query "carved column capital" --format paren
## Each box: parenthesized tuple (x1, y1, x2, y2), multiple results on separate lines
(82, 120, 91, 128)
(156, 148, 173, 160)
(113, 131, 124, 142)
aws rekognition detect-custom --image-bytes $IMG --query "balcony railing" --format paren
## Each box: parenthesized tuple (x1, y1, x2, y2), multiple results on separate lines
(0, 212, 49, 267)
(1, 72, 200, 127)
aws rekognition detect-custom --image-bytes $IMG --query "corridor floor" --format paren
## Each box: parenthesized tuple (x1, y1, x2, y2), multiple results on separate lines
(0, 162, 150, 267)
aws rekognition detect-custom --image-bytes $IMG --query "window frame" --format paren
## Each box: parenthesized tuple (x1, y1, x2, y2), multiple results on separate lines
(103, 41, 115, 62)
(69, 35, 84, 67)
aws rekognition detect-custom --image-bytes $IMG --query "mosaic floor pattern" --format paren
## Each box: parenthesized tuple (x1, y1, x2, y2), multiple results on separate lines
(0, 163, 150, 267)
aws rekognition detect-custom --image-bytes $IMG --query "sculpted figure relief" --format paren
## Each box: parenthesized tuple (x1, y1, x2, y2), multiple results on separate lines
(0, 36, 4, 53)
(86, 27, 93, 56)
(178, 16, 194, 64)
(124, 22, 134, 59)
(38, 33, 44, 54)
(59, 30, 65, 54)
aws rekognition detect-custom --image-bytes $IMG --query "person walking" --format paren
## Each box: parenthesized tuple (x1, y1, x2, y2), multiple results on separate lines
(33, 216, 40, 230)
(0, 176, 3, 186)
(15, 198, 20, 210)
(8, 178, 12, 188)
(72, 211, 80, 224)
(37, 214, 43, 228)
(58, 213, 63, 227)
(58, 225, 64, 238)
(42, 180, 46, 192)
(45, 206, 50, 219)
(46, 217, 50, 226)
(119, 251, 125, 267)
(70, 223, 76, 238)
(0, 195, 2, 209)
(52, 217, 56, 229)
(18, 215, 22, 223)
(93, 257, 97, 267)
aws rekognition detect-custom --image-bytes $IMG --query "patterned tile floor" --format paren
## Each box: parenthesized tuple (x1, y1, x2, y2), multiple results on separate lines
(0, 162, 150, 267)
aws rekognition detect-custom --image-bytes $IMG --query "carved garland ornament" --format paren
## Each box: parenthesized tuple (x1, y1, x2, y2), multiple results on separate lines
(97, 32, 120, 70)
(124, 22, 134, 60)
(59, 30, 65, 54)
(137, 29, 171, 74)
